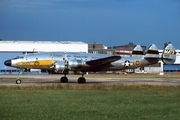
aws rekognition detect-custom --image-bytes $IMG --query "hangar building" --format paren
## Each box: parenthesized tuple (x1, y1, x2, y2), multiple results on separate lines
(0, 41, 88, 53)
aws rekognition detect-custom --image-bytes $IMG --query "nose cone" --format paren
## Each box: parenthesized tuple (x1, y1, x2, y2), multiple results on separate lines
(4, 60, 11, 66)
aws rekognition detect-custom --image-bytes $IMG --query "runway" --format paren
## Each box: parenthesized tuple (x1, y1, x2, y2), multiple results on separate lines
(1, 74, 180, 85)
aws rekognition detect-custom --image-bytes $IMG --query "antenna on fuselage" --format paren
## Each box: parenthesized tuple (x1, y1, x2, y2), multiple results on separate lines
(32, 48, 35, 54)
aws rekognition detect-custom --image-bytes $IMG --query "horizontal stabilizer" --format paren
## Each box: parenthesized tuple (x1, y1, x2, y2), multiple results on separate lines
(131, 45, 144, 57)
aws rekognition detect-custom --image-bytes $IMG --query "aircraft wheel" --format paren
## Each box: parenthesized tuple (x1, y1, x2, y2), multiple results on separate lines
(16, 79, 21, 84)
(60, 76, 68, 83)
(78, 77, 86, 84)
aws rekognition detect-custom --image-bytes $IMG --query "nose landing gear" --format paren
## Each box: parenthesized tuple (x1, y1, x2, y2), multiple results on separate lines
(16, 79, 21, 84)
(15, 69, 24, 84)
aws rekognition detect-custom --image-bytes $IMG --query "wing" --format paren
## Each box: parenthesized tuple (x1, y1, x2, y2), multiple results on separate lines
(86, 56, 121, 66)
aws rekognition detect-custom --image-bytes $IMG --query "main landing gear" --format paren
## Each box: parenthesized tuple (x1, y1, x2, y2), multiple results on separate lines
(60, 74, 86, 84)
(60, 74, 68, 83)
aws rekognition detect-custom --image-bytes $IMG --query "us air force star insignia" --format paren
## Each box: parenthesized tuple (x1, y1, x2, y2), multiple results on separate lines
(124, 60, 130, 67)
(34, 61, 40, 66)
(135, 60, 141, 66)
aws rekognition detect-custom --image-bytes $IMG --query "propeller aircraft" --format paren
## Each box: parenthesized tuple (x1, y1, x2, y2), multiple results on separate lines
(4, 43, 176, 84)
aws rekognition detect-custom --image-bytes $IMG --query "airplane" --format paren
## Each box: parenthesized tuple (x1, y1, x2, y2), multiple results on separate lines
(4, 43, 176, 84)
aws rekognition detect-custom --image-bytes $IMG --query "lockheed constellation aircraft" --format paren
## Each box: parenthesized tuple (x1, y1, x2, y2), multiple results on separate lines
(4, 43, 176, 84)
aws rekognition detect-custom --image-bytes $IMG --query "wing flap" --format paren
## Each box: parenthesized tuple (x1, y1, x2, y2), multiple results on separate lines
(86, 56, 121, 65)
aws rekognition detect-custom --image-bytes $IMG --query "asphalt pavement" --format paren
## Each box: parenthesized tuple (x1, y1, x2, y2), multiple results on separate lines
(0, 74, 180, 85)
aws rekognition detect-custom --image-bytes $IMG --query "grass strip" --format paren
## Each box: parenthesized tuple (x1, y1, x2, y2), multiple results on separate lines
(0, 84, 180, 120)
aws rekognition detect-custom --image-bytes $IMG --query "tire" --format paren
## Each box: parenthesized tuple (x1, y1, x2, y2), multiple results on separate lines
(16, 79, 21, 84)
(78, 77, 86, 84)
(60, 76, 68, 83)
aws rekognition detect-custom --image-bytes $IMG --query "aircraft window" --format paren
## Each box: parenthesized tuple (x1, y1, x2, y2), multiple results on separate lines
(18, 56, 24, 59)
(74, 56, 89, 58)
(12, 56, 24, 59)
(54, 55, 63, 57)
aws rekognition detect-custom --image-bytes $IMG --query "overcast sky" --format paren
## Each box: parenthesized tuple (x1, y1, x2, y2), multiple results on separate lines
(0, 0, 180, 69)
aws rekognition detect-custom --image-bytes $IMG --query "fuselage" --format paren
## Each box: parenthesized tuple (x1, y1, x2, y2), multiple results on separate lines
(4, 52, 159, 73)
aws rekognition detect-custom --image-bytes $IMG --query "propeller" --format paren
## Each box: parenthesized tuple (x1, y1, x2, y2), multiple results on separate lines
(63, 52, 70, 74)
(50, 55, 55, 68)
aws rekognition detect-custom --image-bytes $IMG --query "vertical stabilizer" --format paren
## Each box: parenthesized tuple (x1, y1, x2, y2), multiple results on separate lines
(144, 44, 159, 58)
(131, 45, 144, 56)
(161, 43, 176, 64)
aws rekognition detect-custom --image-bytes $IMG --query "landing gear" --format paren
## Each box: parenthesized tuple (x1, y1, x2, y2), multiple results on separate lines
(59, 73, 86, 83)
(77, 73, 86, 84)
(15, 69, 24, 84)
(78, 77, 86, 83)
(60, 76, 68, 83)
(16, 79, 21, 84)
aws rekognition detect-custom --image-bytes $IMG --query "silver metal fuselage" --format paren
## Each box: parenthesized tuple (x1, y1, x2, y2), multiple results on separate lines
(9, 52, 158, 73)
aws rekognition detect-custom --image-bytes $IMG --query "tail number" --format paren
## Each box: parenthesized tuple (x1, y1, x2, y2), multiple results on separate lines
(164, 49, 175, 55)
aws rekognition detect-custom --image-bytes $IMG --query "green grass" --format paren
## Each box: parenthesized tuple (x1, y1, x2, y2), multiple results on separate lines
(1, 84, 180, 120)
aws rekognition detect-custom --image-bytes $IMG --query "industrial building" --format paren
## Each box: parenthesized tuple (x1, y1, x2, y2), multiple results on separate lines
(114, 42, 146, 56)
(88, 42, 114, 55)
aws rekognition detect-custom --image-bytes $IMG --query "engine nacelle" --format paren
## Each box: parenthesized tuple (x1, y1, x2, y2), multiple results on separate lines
(68, 60, 84, 68)
(54, 61, 66, 73)
(53, 60, 85, 73)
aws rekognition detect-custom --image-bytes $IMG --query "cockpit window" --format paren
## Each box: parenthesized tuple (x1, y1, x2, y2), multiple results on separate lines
(12, 56, 24, 60)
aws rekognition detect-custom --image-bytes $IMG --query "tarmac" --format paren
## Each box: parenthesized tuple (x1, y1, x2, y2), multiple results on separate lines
(1, 74, 180, 85)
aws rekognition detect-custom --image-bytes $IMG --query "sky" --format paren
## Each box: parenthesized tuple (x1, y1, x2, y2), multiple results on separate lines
(0, 0, 180, 69)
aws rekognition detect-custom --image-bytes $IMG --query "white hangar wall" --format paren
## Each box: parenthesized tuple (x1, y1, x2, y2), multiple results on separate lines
(174, 53, 180, 64)
(0, 41, 88, 53)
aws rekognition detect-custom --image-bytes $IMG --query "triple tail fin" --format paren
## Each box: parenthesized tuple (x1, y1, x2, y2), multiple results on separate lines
(131, 45, 144, 57)
(144, 44, 160, 64)
(161, 43, 176, 64)
(144, 44, 159, 58)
